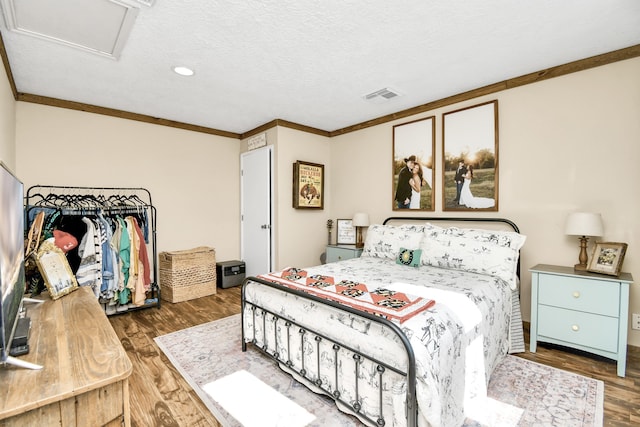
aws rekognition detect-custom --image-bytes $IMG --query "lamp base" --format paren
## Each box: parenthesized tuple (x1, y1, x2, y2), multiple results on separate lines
(355, 227, 364, 249)
(574, 236, 590, 272)
(574, 263, 588, 271)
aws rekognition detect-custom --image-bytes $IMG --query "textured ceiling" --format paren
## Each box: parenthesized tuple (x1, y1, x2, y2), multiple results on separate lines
(1, 0, 640, 135)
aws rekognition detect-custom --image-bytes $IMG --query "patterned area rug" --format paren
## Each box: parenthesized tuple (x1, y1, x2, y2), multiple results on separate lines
(155, 314, 603, 427)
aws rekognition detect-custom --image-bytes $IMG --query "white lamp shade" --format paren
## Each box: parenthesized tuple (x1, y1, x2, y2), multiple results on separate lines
(352, 213, 370, 227)
(565, 212, 604, 237)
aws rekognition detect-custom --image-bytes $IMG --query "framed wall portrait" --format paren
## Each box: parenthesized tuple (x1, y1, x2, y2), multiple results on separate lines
(587, 242, 628, 276)
(392, 116, 435, 211)
(35, 240, 78, 300)
(443, 100, 498, 211)
(293, 160, 324, 209)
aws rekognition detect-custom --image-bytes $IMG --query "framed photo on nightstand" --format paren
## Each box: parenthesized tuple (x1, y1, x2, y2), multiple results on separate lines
(587, 241, 628, 276)
(336, 219, 356, 245)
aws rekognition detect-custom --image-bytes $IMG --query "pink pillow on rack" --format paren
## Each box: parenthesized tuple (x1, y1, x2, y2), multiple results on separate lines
(53, 230, 78, 253)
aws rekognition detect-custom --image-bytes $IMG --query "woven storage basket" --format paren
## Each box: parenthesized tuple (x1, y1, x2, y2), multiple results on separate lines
(159, 246, 217, 303)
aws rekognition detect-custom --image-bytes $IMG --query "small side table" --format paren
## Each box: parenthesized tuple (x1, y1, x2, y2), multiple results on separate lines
(530, 263, 633, 377)
(326, 245, 363, 263)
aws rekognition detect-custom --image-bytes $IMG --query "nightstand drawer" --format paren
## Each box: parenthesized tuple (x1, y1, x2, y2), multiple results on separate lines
(538, 274, 620, 317)
(326, 246, 362, 263)
(538, 305, 619, 353)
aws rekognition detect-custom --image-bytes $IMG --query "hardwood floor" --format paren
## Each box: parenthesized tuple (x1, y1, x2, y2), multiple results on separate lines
(108, 288, 241, 427)
(109, 287, 640, 426)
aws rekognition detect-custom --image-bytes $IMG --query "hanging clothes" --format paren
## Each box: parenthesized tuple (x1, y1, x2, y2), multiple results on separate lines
(97, 212, 119, 300)
(24, 186, 159, 316)
(76, 217, 102, 297)
(128, 216, 151, 289)
(115, 216, 132, 306)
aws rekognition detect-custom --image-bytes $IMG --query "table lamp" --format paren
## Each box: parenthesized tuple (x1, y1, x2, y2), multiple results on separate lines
(565, 212, 603, 271)
(352, 213, 370, 248)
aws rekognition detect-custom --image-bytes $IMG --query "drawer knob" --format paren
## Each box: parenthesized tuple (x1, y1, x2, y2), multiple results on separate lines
(338, 256, 342, 260)
(572, 291, 580, 298)
(572, 325, 579, 332)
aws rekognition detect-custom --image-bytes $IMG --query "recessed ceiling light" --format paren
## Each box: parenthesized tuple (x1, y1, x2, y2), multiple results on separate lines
(173, 66, 194, 76)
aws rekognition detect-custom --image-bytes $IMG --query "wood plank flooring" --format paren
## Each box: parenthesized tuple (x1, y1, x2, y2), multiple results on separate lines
(109, 287, 640, 426)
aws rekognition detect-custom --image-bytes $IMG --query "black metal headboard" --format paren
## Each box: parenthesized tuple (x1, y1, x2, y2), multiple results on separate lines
(382, 216, 522, 280)
(383, 216, 520, 233)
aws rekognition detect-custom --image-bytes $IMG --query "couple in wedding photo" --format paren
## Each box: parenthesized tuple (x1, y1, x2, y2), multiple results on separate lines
(395, 155, 431, 209)
(453, 160, 495, 209)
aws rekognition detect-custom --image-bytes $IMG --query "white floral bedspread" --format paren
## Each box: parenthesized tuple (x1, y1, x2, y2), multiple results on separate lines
(243, 256, 524, 427)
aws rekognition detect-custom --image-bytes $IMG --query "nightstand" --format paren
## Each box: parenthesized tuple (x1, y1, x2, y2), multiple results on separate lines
(325, 245, 362, 263)
(530, 263, 633, 377)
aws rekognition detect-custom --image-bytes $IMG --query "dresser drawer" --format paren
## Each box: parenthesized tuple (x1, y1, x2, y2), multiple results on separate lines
(538, 305, 619, 352)
(538, 274, 620, 317)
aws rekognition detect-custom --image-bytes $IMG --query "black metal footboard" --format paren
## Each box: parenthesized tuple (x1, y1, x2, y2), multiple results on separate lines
(241, 276, 418, 427)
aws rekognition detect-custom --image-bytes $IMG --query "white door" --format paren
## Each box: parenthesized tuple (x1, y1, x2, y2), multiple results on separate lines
(240, 146, 273, 277)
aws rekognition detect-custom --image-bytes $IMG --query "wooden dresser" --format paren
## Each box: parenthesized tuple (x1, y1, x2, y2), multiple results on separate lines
(0, 287, 132, 426)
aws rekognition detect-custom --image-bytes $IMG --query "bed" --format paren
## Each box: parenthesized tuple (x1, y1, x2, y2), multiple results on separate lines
(241, 217, 526, 427)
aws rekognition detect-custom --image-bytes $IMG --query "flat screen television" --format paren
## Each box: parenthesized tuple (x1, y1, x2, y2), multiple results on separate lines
(0, 162, 41, 369)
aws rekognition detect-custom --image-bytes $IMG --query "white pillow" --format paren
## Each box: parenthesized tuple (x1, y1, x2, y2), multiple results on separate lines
(362, 224, 425, 260)
(420, 226, 526, 289)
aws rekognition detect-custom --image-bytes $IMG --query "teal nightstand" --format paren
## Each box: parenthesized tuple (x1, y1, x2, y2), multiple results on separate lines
(325, 245, 362, 263)
(530, 263, 633, 377)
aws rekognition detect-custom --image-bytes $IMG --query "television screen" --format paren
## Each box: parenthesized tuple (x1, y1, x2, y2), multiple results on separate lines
(0, 162, 26, 363)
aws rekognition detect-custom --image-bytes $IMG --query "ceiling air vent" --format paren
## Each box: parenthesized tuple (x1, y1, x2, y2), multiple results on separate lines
(0, 0, 140, 59)
(363, 87, 402, 103)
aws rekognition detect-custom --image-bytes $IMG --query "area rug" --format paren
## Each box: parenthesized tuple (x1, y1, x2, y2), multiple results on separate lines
(155, 314, 604, 427)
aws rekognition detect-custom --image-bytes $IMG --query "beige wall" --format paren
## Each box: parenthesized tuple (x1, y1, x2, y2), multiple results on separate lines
(8, 55, 640, 346)
(15, 103, 241, 262)
(239, 127, 332, 270)
(273, 126, 331, 269)
(330, 56, 640, 345)
(0, 64, 16, 168)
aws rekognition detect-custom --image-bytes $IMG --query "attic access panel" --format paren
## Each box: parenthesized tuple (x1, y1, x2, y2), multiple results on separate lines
(0, 0, 139, 59)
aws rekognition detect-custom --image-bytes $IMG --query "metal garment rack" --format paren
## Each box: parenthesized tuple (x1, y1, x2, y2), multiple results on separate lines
(25, 185, 160, 314)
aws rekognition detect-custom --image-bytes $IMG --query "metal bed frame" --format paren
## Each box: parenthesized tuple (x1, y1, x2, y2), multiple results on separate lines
(241, 216, 521, 427)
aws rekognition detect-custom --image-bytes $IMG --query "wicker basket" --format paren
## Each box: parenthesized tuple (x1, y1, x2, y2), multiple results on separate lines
(159, 246, 217, 303)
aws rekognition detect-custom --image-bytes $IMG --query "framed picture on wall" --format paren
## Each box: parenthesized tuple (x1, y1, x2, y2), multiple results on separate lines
(587, 242, 628, 276)
(293, 160, 324, 209)
(392, 116, 435, 211)
(443, 100, 499, 211)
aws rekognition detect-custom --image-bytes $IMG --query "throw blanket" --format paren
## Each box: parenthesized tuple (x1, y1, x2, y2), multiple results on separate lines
(258, 267, 435, 323)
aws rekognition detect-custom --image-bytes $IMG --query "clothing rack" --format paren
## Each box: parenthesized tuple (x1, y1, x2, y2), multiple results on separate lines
(25, 185, 160, 315)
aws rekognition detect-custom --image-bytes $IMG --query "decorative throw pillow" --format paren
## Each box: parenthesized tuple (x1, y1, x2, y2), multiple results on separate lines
(420, 226, 526, 290)
(362, 224, 424, 260)
(396, 248, 422, 267)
